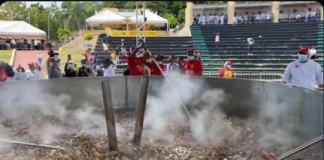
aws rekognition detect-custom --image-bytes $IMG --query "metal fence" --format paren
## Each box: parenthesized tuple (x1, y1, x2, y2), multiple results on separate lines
(114, 70, 283, 82)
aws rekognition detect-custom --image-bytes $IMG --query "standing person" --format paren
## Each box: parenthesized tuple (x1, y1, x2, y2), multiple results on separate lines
(281, 46, 323, 90)
(166, 55, 180, 75)
(127, 45, 155, 76)
(103, 58, 115, 77)
(26, 62, 41, 80)
(215, 33, 220, 46)
(220, 13, 224, 25)
(177, 57, 185, 74)
(247, 37, 254, 55)
(309, 46, 317, 60)
(121, 48, 127, 64)
(47, 57, 63, 79)
(37, 52, 42, 66)
(3, 63, 28, 82)
(183, 49, 203, 76)
(121, 39, 126, 50)
(151, 54, 166, 76)
(218, 61, 235, 78)
(16, 64, 25, 73)
(111, 51, 117, 65)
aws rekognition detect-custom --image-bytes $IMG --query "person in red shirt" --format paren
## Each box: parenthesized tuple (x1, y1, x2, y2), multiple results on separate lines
(218, 61, 235, 78)
(150, 54, 166, 76)
(127, 45, 155, 76)
(183, 49, 203, 76)
(0, 62, 8, 82)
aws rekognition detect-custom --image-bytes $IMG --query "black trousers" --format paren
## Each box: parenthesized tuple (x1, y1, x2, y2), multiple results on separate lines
(248, 45, 253, 54)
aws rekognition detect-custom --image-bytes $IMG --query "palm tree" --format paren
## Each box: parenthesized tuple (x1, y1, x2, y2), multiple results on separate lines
(164, 13, 179, 29)
(60, 2, 87, 32)
(57, 27, 71, 41)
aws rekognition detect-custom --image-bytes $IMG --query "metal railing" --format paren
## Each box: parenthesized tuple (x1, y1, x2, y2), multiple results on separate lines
(113, 70, 282, 82)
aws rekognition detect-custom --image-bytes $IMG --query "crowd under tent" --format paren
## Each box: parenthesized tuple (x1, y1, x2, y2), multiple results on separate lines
(86, 10, 126, 24)
(0, 21, 46, 39)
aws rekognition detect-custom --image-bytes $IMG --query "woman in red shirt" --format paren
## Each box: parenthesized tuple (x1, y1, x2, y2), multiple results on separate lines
(150, 54, 166, 76)
(218, 61, 235, 78)
(127, 45, 155, 76)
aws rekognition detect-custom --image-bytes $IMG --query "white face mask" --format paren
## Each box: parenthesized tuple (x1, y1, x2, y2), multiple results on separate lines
(157, 61, 162, 64)
(54, 55, 59, 61)
(188, 56, 195, 61)
(226, 65, 231, 69)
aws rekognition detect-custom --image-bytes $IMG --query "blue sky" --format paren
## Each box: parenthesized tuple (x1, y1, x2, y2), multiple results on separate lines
(26, 1, 62, 8)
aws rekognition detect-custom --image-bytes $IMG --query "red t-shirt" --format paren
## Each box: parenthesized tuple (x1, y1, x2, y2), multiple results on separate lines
(183, 59, 203, 76)
(218, 67, 234, 78)
(85, 53, 90, 61)
(0, 71, 8, 82)
(151, 64, 166, 76)
(127, 56, 155, 76)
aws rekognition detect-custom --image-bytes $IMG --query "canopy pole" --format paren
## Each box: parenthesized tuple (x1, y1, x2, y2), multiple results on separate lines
(136, 1, 146, 47)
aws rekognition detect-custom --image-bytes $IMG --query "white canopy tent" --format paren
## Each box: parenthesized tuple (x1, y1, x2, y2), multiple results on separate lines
(128, 11, 168, 25)
(0, 21, 46, 37)
(86, 10, 126, 23)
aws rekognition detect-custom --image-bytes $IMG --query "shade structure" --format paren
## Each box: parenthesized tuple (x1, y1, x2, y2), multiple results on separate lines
(86, 10, 126, 23)
(128, 11, 168, 24)
(0, 20, 46, 37)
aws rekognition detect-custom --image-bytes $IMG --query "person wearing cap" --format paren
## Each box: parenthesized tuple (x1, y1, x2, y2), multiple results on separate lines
(26, 62, 41, 80)
(127, 44, 155, 76)
(218, 61, 235, 78)
(183, 49, 203, 76)
(281, 47, 323, 90)
(309, 46, 317, 60)
(103, 58, 115, 77)
(151, 54, 166, 76)
(166, 55, 180, 75)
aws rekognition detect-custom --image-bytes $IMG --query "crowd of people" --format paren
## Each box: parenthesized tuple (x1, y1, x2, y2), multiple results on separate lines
(0, 37, 53, 50)
(193, 8, 322, 26)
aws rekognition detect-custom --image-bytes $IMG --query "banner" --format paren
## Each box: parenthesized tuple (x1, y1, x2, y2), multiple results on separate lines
(110, 31, 170, 37)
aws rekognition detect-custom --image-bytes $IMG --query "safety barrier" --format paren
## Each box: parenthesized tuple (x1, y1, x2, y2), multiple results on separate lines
(114, 70, 283, 82)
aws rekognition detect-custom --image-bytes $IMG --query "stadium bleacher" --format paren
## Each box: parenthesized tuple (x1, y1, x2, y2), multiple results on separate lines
(94, 35, 193, 71)
(93, 21, 323, 76)
(192, 21, 323, 74)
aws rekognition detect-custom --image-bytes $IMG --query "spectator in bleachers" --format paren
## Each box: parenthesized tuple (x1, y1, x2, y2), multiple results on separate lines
(121, 48, 128, 64)
(218, 61, 235, 78)
(281, 47, 323, 90)
(220, 13, 225, 25)
(215, 33, 220, 46)
(183, 49, 203, 76)
(309, 46, 317, 60)
(266, 12, 271, 22)
(166, 55, 180, 75)
(214, 13, 219, 25)
(201, 14, 206, 25)
(233, 13, 238, 26)
(193, 14, 199, 26)
(247, 37, 254, 55)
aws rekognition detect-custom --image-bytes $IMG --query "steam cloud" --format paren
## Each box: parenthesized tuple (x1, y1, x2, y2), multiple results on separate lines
(0, 74, 302, 158)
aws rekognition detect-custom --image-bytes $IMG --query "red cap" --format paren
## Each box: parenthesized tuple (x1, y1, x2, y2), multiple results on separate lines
(28, 62, 35, 66)
(187, 49, 195, 54)
(156, 53, 164, 58)
(299, 47, 308, 54)
(224, 61, 231, 67)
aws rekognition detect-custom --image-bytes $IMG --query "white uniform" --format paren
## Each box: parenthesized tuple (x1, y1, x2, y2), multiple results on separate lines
(103, 66, 115, 77)
(26, 70, 41, 80)
(281, 60, 323, 89)
(7, 72, 29, 82)
(215, 35, 220, 42)
(309, 49, 317, 57)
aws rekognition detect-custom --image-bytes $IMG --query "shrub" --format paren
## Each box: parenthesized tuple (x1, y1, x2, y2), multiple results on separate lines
(84, 33, 94, 41)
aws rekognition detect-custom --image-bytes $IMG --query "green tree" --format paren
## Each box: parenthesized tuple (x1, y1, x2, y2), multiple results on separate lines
(57, 27, 71, 41)
(0, 2, 28, 20)
(60, 1, 87, 32)
(164, 13, 179, 28)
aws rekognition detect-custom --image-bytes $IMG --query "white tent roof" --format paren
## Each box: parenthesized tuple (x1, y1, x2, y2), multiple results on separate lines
(0, 21, 46, 36)
(86, 10, 126, 23)
(128, 11, 167, 24)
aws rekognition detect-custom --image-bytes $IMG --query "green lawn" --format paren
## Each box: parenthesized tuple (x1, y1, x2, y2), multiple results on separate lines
(0, 50, 12, 64)
(58, 48, 85, 70)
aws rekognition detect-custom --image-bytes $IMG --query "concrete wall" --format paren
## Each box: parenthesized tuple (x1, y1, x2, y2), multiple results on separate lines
(1, 77, 322, 142)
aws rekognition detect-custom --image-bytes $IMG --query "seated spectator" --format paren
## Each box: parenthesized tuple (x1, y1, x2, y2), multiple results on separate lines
(64, 62, 77, 77)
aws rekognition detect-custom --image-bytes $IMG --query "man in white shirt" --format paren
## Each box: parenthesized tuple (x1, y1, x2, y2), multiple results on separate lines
(103, 58, 115, 77)
(2, 63, 29, 82)
(37, 53, 43, 66)
(11, 39, 16, 49)
(26, 62, 41, 80)
(309, 46, 317, 60)
(281, 47, 323, 90)
(166, 55, 180, 75)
